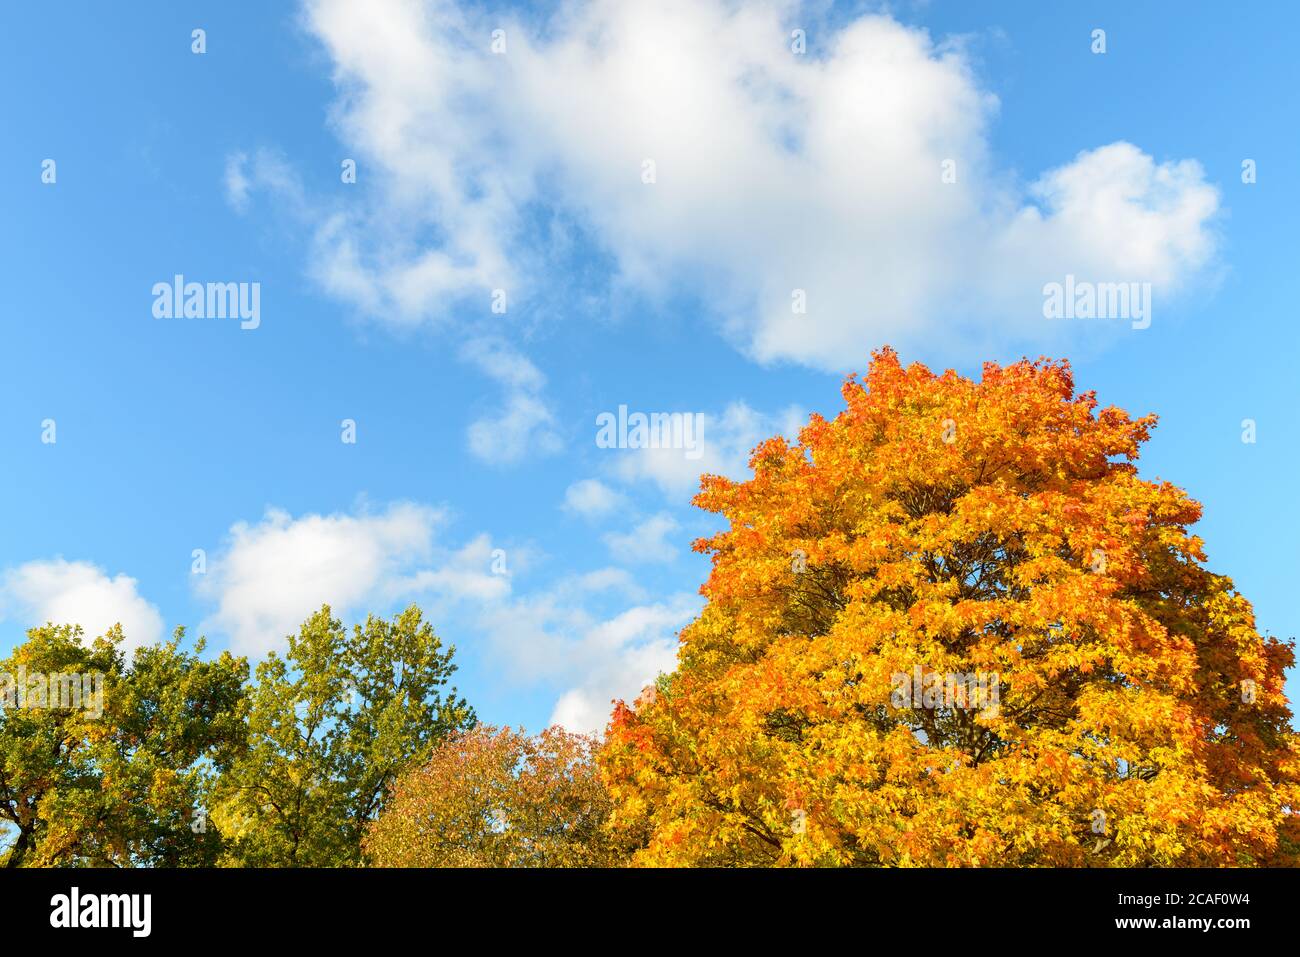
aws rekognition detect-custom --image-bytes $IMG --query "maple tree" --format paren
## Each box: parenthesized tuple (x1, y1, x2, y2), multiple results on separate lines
(600, 348, 1300, 866)
(365, 724, 630, 867)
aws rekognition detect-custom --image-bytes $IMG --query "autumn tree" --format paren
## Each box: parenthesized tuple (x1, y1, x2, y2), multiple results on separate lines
(600, 348, 1300, 867)
(212, 604, 474, 866)
(365, 724, 629, 867)
(0, 624, 248, 867)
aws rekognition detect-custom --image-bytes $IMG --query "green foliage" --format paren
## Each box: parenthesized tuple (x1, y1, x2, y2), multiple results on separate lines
(211, 604, 475, 866)
(0, 624, 248, 867)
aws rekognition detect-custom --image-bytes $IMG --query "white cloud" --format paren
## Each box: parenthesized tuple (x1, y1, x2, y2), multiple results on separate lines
(296, 0, 1220, 368)
(223, 148, 304, 215)
(392, 533, 512, 603)
(225, 150, 561, 466)
(193, 495, 680, 730)
(224, 152, 251, 213)
(548, 599, 697, 734)
(563, 478, 627, 518)
(0, 559, 164, 652)
(197, 502, 506, 656)
(564, 567, 646, 601)
(461, 338, 563, 465)
(998, 143, 1220, 289)
(603, 513, 680, 565)
(611, 401, 805, 497)
(476, 590, 698, 734)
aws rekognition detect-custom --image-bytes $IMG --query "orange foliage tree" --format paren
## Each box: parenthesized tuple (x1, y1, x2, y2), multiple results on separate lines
(600, 348, 1299, 866)
(365, 725, 629, 867)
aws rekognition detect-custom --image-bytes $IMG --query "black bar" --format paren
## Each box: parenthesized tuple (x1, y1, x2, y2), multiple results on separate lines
(0, 867, 1285, 943)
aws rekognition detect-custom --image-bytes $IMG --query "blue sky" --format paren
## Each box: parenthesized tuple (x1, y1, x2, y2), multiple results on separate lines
(1, 0, 1296, 732)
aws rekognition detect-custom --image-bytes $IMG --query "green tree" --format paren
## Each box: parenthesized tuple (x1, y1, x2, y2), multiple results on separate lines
(213, 604, 474, 866)
(0, 623, 248, 867)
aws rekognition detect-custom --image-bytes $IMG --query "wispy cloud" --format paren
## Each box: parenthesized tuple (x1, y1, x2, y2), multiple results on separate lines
(460, 337, 563, 465)
(608, 401, 805, 497)
(604, 513, 680, 565)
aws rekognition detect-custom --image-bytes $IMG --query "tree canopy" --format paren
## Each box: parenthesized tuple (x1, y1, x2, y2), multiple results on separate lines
(4, 350, 1296, 869)
(0, 625, 246, 867)
(2, 605, 472, 868)
(600, 348, 1300, 866)
(366, 724, 628, 867)
(212, 605, 474, 866)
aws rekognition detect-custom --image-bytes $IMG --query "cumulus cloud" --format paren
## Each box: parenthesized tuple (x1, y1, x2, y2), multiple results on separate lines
(295, 0, 1220, 367)
(563, 478, 627, 518)
(191, 495, 679, 732)
(0, 559, 164, 652)
(476, 591, 698, 734)
(197, 502, 506, 656)
(192, 495, 679, 727)
(548, 599, 698, 733)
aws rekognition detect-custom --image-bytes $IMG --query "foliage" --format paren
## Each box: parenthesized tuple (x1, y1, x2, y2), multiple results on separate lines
(0, 624, 247, 867)
(366, 724, 629, 867)
(600, 348, 1300, 866)
(212, 604, 474, 866)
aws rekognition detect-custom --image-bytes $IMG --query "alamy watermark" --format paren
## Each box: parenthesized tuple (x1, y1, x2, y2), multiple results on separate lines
(596, 405, 704, 459)
(891, 665, 1000, 717)
(0, 667, 105, 719)
(50, 887, 151, 937)
(152, 275, 260, 330)
(1042, 274, 1151, 330)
